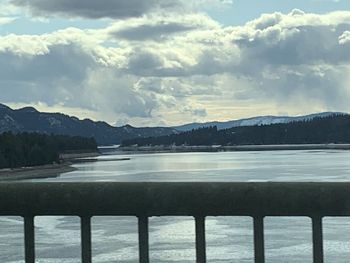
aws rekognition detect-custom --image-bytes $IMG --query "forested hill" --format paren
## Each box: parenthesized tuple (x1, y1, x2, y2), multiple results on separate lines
(0, 132, 97, 169)
(122, 115, 350, 146)
(173, 112, 344, 131)
(0, 104, 175, 145)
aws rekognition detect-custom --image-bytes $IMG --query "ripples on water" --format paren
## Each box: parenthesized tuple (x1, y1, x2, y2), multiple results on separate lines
(2, 150, 350, 262)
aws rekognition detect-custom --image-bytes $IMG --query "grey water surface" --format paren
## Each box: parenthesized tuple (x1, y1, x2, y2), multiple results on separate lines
(2, 150, 350, 262)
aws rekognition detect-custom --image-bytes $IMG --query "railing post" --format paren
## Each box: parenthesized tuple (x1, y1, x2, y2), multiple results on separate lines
(138, 216, 149, 263)
(254, 216, 265, 263)
(312, 217, 324, 263)
(81, 216, 92, 263)
(195, 216, 206, 263)
(24, 216, 35, 263)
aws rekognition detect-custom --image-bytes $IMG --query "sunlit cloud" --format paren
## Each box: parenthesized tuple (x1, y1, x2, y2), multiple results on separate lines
(1, 6, 350, 126)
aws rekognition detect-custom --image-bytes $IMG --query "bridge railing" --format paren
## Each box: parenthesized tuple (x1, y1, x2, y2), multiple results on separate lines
(1, 182, 350, 263)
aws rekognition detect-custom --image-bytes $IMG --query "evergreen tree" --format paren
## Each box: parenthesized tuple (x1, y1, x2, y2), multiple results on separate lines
(0, 132, 98, 169)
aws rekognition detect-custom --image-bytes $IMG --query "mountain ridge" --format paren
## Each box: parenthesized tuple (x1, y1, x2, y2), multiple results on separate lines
(123, 114, 350, 147)
(0, 103, 175, 145)
(0, 103, 347, 145)
(173, 112, 347, 131)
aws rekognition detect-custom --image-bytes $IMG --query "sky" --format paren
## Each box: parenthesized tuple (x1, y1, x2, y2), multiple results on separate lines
(1, 0, 350, 127)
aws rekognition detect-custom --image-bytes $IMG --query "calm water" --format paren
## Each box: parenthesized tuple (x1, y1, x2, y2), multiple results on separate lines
(2, 150, 350, 262)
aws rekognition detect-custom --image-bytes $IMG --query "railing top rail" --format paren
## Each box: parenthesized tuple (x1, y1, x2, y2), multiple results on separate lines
(1, 182, 350, 217)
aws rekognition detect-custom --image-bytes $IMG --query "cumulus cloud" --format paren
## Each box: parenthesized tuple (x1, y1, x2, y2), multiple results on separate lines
(339, 31, 350, 44)
(201, 10, 349, 113)
(228, 12, 350, 69)
(10, 0, 184, 19)
(2, 10, 350, 125)
(0, 48, 163, 122)
(230, 10, 350, 67)
(0, 24, 207, 124)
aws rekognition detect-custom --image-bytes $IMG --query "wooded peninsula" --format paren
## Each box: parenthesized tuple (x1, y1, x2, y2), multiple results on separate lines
(0, 132, 97, 169)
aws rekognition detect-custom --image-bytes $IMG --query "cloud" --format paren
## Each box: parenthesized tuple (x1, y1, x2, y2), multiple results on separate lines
(0, 27, 187, 123)
(0, 43, 95, 106)
(182, 106, 207, 117)
(0, 16, 15, 25)
(186, 0, 233, 10)
(2, 10, 350, 125)
(339, 31, 350, 44)
(194, 10, 348, 113)
(113, 22, 195, 41)
(228, 11, 350, 68)
(9, 0, 234, 20)
(230, 10, 350, 66)
(0, 1, 19, 24)
(10, 0, 183, 19)
(108, 13, 219, 42)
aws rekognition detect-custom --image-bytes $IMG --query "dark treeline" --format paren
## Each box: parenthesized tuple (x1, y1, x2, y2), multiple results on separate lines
(122, 115, 350, 146)
(0, 132, 97, 169)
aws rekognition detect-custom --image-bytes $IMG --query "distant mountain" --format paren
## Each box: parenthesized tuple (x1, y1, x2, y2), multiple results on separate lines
(0, 104, 175, 145)
(123, 114, 350, 147)
(174, 112, 347, 131)
(1, 103, 348, 146)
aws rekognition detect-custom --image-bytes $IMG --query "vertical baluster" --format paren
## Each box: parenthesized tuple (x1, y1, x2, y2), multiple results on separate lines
(138, 216, 149, 263)
(312, 216, 324, 263)
(254, 216, 265, 263)
(24, 216, 35, 263)
(195, 216, 206, 263)
(81, 216, 92, 263)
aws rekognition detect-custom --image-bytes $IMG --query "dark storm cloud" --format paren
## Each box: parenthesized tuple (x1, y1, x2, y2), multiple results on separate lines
(10, 0, 182, 19)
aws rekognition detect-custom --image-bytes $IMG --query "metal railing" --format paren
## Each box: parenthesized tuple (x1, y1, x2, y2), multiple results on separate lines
(1, 182, 350, 263)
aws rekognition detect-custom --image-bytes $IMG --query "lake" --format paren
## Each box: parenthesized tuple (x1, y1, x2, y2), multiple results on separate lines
(2, 150, 350, 262)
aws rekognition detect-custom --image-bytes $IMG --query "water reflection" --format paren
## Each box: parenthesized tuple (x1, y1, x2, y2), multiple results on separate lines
(2, 150, 350, 262)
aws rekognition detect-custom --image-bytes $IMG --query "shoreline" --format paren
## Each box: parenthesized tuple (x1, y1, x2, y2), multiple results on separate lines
(0, 162, 77, 181)
(2, 144, 349, 181)
(118, 143, 350, 152)
(0, 151, 101, 181)
(59, 151, 100, 160)
(0, 152, 134, 181)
